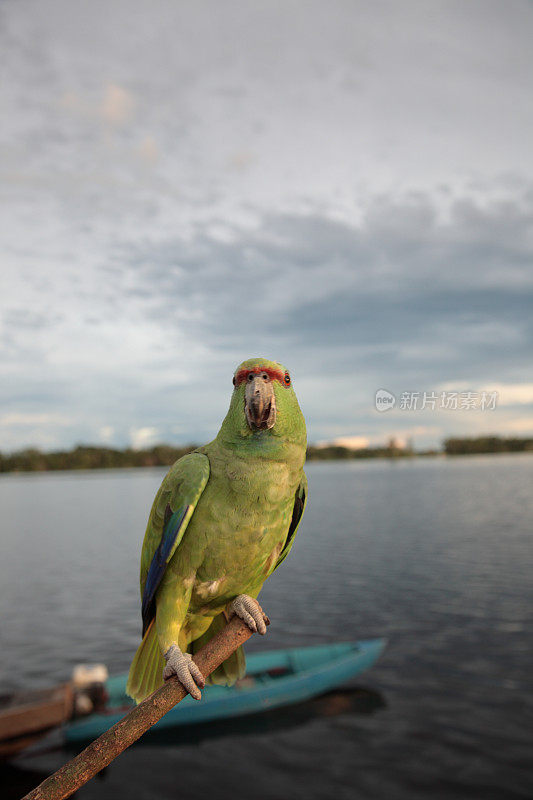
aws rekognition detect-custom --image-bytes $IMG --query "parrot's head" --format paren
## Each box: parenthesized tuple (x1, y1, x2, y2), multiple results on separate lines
(218, 357, 307, 451)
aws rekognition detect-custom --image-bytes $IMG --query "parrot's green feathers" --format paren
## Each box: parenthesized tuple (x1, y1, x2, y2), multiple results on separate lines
(274, 472, 308, 571)
(218, 357, 307, 452)
(127, 357, 307, 704)
(140, 453, 210, 634)
(140, 453, 210, 588)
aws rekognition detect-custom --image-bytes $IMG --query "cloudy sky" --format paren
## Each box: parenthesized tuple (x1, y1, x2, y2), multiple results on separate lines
(1, 0, 532, 451)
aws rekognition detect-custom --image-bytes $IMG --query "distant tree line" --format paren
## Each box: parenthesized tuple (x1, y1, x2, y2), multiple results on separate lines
(443, 436, 533, 455)
(0, 444, 197, 473)
(0, 436, 531, 473)
(306, 443, 420, 460)
(0, 440, 419, 473)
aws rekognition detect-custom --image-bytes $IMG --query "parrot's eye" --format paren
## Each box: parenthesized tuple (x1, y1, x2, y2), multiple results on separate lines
(232, 376, 236, 386)
(248, 373, 254, 381)
(284, 372, 291, 386)
(261, 372, 268, 380)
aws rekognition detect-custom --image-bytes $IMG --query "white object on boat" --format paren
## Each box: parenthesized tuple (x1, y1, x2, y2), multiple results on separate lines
(71, 664, 109, 688)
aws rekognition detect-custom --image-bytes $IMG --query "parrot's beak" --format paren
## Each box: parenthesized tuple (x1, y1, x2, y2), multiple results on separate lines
(245, 377, 277, 430)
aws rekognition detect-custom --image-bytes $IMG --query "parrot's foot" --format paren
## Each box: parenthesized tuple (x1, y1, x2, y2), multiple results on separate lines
(228, 594, 270, 635)
(163, 645, 205, 701)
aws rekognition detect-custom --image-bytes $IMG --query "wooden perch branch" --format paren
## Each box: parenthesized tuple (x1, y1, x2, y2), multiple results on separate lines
(23, 616, 258, 800)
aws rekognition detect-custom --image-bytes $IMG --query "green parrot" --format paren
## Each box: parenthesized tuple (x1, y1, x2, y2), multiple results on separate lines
(126, 357, 307, 703)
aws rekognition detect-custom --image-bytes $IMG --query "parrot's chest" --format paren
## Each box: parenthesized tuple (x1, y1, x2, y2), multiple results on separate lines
(188, 456, 298, 606)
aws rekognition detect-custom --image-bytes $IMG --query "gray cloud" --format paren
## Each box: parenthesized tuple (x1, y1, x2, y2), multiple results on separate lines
(1, 0, 532, 449)
(2, 192, 533, 448)
(67, 189, 530, 445)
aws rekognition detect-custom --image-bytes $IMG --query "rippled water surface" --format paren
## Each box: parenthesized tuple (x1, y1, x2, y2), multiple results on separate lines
(1, 455, 532, 799)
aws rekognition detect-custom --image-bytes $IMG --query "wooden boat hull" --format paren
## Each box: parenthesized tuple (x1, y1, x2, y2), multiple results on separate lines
(0, 684, 73, 759)
(64, 639, 386, 744)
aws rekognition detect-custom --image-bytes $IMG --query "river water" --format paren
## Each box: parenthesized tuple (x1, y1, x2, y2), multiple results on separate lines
(1, 455, 532, 798)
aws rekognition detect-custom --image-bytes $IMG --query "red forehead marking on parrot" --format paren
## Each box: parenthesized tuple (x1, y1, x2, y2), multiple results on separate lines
(234, 366, 286, 387)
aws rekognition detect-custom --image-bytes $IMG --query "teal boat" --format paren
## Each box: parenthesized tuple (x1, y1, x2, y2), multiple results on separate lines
(64, 639, 386, 744)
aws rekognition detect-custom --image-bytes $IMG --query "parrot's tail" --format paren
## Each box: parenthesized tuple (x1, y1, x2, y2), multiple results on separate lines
(126, 613, 246, 703)
(126, 620, 165, 704)
(189, 612, 246, 686)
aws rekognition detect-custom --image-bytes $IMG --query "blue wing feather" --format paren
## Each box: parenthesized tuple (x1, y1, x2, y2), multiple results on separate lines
(141, 504, 191, 635)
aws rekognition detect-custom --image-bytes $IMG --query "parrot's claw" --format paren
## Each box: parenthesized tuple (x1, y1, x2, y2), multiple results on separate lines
(228, 594, 270, 635)
(163, 645, 205, 701)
